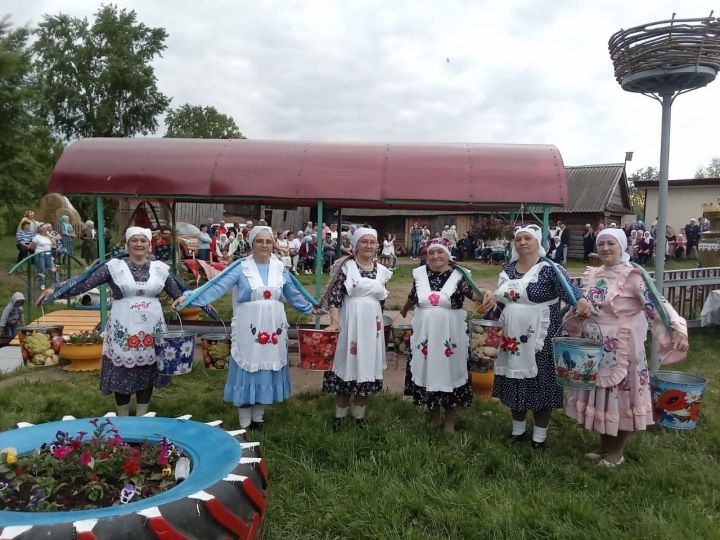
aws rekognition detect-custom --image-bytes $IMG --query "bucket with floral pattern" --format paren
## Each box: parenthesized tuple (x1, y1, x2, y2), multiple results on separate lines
(298, 328, 338, 370)
(152, 331, 196, 375)
(651, 370, 708, 430)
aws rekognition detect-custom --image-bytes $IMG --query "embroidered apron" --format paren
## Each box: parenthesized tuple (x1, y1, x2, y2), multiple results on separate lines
(494, 262, 557, 379)
(332, 260, 390, 383)
(231, 256, 289, 372)
(409, 267, 469, 392)
(104, 259, 169, 368)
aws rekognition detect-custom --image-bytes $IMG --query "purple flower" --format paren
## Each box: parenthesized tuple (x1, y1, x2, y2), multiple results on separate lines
(89, 418, 99, 426)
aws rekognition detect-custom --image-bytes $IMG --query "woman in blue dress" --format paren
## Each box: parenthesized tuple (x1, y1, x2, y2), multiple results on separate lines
(174, 226, 321, 429)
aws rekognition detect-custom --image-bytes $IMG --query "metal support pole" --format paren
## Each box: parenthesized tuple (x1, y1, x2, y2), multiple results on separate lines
(542, 206, 550, 252)
(26, 261, 33, 323)
(336, 208, 343, 258)
(96, 196, 108, 329)
(170, 201, 177, 274)
(315, 200, 324, 329)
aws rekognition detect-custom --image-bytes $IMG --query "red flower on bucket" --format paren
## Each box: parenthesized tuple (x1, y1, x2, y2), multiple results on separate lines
(263, 290, 272, 300)
(127, 335, 141, 349)
(656, 389, 688, 411)
(689, 402, 702, 422)
(142, 334, 154, 348)
(428, 293, 440, 306)
(257, 332, 271, 345)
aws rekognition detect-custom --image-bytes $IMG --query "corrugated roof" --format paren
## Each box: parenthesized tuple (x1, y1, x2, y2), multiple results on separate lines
(552, 164, 632, 214)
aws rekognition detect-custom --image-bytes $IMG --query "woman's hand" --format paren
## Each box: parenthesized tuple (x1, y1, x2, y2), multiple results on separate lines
(479, 290, 496, 313)
(36, 287, 54, 305)
(311, 306, 324, 316)
(575, 297, 593, 319)
(171, 295, 187, 311)
(671, 330, 689, 352)
(325, 322, 339, 332)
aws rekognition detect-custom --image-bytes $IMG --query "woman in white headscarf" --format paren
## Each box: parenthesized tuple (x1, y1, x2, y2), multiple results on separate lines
(492, 224, 592, 449)
(323, 227, 393, 431)
(37, 227, 186, 416)
(637, 230, 654, 266)
(564, 228, 688, 466)
(1, 292, 25, 339)
(173, 226, 321, 430)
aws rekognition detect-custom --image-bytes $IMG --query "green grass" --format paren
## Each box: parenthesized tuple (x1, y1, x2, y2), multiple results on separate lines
(0, 326, 718, 538)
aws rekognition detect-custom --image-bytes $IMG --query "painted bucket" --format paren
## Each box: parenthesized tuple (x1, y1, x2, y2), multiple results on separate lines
(391, 323, 413, 355)
(200, 332, 232, 370)
(298, 328, 338, 370)
(17, 324, 64, 367)
(651, 370, 708, 430)
(552, 318, 604, 390)
(153, 331, 196, 375)
(468, 319, 504, 373)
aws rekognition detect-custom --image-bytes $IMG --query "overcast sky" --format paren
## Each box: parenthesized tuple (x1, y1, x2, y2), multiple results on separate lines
(6, 0, 720, 179)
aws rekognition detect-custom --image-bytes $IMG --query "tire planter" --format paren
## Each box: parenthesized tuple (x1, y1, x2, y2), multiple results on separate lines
(59, 343, 103, 372)
(0, 416, 267, 540)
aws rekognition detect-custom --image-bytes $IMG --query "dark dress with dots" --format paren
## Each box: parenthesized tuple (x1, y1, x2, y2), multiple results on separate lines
(322, 263, 384, 397)
(60, 259, 184, 395)
(403, 268, 475, 409)
(491, 261, 584, 411)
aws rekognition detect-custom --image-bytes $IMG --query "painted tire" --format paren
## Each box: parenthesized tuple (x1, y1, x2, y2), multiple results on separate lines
(0, 416, 267, 540)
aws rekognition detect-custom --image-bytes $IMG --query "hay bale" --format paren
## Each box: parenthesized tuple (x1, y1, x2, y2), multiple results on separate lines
(36, 193, 83, 230)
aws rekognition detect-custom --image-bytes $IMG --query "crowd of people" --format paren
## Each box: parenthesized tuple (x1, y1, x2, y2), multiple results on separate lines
(27, 220, 690, 469)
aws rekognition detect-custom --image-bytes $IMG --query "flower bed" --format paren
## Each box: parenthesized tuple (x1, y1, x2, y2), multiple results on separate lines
(0, 416, 267, 539)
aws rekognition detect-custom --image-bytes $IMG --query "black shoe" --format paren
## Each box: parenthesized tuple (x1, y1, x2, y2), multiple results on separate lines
(530, 440, 546, 450)
(331, 417, 343, 432)
(509, 432, 526, 443)
(249, 421, 264, 431)
(355, 418, 369, 430)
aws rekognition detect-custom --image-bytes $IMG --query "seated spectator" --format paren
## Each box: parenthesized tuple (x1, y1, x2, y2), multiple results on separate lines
(637, 231, 654, 266)
(16, 219, 34, 263)
(675, 233, 687, 259)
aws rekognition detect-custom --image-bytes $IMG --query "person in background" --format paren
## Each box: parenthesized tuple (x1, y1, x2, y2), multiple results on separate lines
(288, 231, 301, 274)
(637, 231, 654, 266)
(582, 224, 595, 262)
(329, 223, 338, 241)
(421, 225, 431, 246)
(206, 218, 215, 237)
(675, 232, 687, 259)
(215, 220, 229, 238)
(685, 218, 701, 260)
(16, 219, 34, 263)
(1, 292, 25, 339)
(381, 233, 397, 270)
(298, 235, 316, 274)
(17, 211, 39, 234)
(554, 221, 569, 265)
(80, 220, 98, 266)
(30, 223, 59, 290)
(323, 232, 337, 271)
(304, 221, 314, 236)
(665, 225, 677, 259)
(596, 222, 605, 234)
(628, 229, 639, 262)
(197, 224, 211, 262)
(547, 221, 559, 254)
(699, 216, 710, 233)
(340, 232, 353, 256)
(242, 221, 253, 240)
(275, 230, 292, 270)
(57, 215, 75, 265)
(410, 222, 422, 261)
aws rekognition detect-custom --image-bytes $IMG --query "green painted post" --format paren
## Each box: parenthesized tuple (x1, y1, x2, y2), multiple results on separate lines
(542, 206, 550, 252)
(315, 200, 323, 329)
(96, 196, 108, 329)
(171, 201, 177, 275)
(26, 260, 33, 323)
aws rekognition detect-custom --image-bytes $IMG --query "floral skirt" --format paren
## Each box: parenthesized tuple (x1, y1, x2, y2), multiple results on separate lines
(322, 370, 383, 397)
(403, 353, 472, 409)
(100, 356, 170, 395)
(491, 347, 563, 412)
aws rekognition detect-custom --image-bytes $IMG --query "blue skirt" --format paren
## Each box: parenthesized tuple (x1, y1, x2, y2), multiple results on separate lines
(223, 360, 291, 406)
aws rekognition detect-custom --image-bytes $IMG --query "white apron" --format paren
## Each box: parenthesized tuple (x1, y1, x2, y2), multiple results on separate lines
(104, 259, 169, 368)
(332, 260, 391, 383)
(409, 267, 469, 392)
(231, 256, 289, 372)
(493, 262, 557, 379)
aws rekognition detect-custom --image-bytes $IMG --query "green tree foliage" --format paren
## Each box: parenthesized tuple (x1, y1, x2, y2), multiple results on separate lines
(164, 104, 245, 139)
(627, 166, 657, 217)
(33, 4, 170, 139)
(0, 17, 63, 232)
(694, 157, 720, 178)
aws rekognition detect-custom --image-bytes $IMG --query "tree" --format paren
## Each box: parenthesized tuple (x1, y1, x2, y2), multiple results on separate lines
(0, 16, 63, 232)
(164, 104, 245, 139)
(33, 4, 170, 139)
(627, 166, 657, 217)
(694, 156, 720, 178)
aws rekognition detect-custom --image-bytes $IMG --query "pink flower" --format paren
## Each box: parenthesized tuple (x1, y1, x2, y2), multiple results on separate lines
(80, 452, 95, 469)
(428, 293, 440, 306)
(52, 446, 73, 459)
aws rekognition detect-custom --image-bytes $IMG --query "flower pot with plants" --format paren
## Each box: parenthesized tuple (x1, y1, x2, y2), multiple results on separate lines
(60, 330, 104, 372)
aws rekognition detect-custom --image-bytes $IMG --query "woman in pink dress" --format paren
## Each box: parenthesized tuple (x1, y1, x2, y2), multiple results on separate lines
(564, 228, 689, 467)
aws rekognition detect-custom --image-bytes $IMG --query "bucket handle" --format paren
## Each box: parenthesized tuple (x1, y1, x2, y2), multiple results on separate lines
(295, 308, 338, 331)
(557, 314, 603, 342)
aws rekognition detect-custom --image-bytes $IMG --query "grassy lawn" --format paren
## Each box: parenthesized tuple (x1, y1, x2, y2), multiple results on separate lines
(0, 234, 717, 537)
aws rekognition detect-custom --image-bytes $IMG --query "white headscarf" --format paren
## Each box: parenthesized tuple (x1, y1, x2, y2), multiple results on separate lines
(510, 224, 546, 262)
(351, 227, 377, 250)
(125, 227, 151, 244)
(0, 292, 25, 328)
(248, 225, 274, 247)
(596, 228, 630, 264)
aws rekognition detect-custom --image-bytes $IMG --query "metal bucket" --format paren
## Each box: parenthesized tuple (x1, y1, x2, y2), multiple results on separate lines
(391, 323, 413, 355)
(298, 328, 338, 371)
(153, 331, 196, 375)
(468, 319, 504, 373)
(200, 332, 232, 369)
(651, 370, 708, 430)
(17, 324, 64, 367)
(552, 318, 604, 390)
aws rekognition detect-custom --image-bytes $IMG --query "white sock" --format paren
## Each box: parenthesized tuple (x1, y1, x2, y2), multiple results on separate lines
(511, 420, 527, 436)
(135, 403, 149, 417)
(238, 407, 253, 428)
(351, 405, 366, 420)
(251, 404, 265, 423)
(533, 425, 548, 443)
(116, 404, 130, 417)
(335, 406, 349, 419)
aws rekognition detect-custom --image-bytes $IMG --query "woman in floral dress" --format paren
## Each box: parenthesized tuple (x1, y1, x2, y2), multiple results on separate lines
(492, 224, 592, 448)
(38, 227, 185, 416)
(564, 228, 688, 467)
(400, 238, 494, 432)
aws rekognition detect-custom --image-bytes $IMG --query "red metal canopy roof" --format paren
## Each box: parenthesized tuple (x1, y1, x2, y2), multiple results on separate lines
(48, 138, 567, 209)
